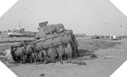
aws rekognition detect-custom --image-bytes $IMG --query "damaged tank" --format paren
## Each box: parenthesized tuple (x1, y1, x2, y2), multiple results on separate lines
(10, 21, 79, 63)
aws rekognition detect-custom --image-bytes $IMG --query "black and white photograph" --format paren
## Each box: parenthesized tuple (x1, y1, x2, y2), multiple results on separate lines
(0, 0, 127, 77)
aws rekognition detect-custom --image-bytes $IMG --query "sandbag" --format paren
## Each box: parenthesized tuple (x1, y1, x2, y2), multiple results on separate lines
(43, 38, 53, 48)
(35, 41, 44, 51)
(13, 46, 24, 57)
(24, 44, 33, 55)
(61, 34, 72, 44)
(43, 24, 65, 35)
(54, 24, 65, 33)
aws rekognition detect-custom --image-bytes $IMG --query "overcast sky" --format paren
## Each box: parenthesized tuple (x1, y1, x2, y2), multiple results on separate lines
(0, 0, 127, 35)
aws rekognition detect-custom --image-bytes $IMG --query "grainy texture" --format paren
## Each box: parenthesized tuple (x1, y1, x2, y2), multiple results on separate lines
(0, 37, 125, 77)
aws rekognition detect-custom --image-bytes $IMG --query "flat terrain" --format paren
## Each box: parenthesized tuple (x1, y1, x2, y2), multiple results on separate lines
(0, 38, 127, 77)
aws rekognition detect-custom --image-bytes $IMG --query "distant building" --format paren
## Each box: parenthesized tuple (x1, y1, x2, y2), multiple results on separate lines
(13, 26, 25, 33)
(110, 35, 121, 40)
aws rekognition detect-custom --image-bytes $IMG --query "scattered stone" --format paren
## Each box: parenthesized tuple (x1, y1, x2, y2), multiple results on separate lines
(90, 54, 97, 58)
(40, 74, 45, 76)
(104, 55, 116, 59)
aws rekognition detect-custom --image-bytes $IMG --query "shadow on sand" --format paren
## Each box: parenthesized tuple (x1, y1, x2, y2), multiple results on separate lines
(75, 49, 97, 60)
(71, 49, 97, 65)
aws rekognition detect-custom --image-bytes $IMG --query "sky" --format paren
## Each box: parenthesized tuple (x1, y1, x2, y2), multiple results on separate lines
(0, 0, 127, 35)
